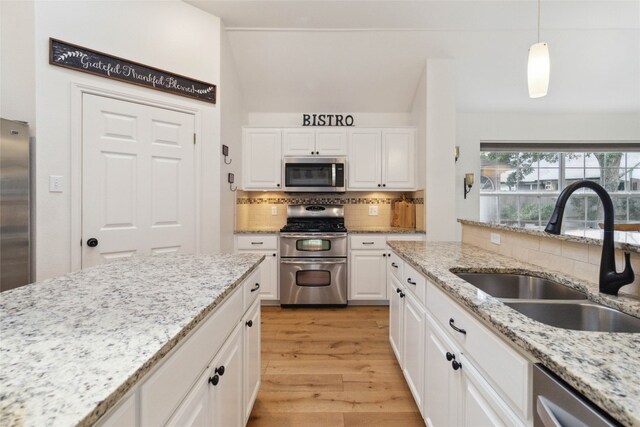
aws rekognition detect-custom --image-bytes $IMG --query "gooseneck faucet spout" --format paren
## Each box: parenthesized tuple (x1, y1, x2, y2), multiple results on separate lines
(545, 180, 634, 296)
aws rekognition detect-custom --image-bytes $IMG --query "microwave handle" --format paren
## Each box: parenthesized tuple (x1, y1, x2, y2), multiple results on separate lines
(332, 164, 336, 187)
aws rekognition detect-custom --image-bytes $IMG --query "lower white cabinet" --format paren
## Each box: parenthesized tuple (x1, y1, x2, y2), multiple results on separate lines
(236, 235, 279, 302)
(402, 291, 426, 413)
(243, 299, 261, 423)
(388, 276, 404, 362)
(211, 323, 244, 427)
(166, 368, 212, 427)
(350, 250, 388, 300)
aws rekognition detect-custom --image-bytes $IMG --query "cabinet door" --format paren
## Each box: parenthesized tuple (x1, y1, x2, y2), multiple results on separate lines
(388, 276, 404, 364)
(382, 129, 416, 190)
(165, 369, 211, 427)
(236, 250, 279, 301)
(243, 299, 261, 423)
(462, 377, 507, 427)
(283, 128, 315, 156)
(242, 129, 282, 190)
(211, 323, 244, 427)
(402, 292, 426, 412)
(350, 250, 387, 300)
(424, 316, 460, 427)
(99, 393, 136, 427)
(316, 129, 347, 155)
(348, 129, 382, 189)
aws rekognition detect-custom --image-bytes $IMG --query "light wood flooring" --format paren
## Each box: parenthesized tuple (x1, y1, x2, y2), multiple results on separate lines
(247, 306, 424, 427)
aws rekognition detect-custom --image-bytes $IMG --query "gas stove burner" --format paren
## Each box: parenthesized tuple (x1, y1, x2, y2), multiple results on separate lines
(281, 204, 347, 233)
(280, 222, 347, 233)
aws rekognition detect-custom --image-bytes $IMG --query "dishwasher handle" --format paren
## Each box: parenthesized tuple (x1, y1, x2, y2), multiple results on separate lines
(537, 397, 563, 427)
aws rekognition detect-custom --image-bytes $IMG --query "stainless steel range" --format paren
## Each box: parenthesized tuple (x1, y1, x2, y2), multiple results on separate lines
(279, 205, 348, 307)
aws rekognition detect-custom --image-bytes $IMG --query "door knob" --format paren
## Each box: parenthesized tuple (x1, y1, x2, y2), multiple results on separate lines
(87, 238, 98, 248)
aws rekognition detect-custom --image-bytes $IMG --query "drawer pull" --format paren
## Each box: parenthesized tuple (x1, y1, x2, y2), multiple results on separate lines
(446, 352, 455, 361)
(391, 262, 399, 268)
(399, 292, 405, 298)
(449, 318, 467, 335)
(407, 278, 416, 285)
(251, 242, 263, 245)
(362, 242, 375, 245)
(396, 288, 402, 293)
(208, 375, 219, 386)
(215, 365, 225, 376)
(383, 253, 387, 257)
(451, 360, 462, 370)
(250, 283, 260, 292)
(246, 320, 253, 327)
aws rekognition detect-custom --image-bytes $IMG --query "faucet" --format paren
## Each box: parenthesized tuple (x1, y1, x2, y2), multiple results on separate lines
(545, 180, 634, 296)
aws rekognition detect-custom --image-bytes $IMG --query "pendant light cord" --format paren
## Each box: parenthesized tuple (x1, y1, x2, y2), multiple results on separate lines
(537, 0, 541, 42)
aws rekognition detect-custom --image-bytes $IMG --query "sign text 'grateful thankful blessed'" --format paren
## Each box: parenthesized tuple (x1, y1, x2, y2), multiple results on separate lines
(49, 38, 216, 104)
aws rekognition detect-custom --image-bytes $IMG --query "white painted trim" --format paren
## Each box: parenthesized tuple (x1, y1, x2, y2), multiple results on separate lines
(70, 82, 204, 272)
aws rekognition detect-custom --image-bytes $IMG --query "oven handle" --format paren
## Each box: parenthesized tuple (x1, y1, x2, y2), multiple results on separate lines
(281, 259, 347, 265)
(280, 234, 347, 239)
(332, 164, 337, 187)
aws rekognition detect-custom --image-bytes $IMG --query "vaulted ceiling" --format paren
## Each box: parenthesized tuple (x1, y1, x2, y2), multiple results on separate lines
(186, 0, 640, 113)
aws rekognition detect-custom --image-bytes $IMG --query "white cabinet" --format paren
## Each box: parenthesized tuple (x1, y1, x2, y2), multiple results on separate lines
(402, 291, 426, 413)
(236, 235, 279, 302)
(210, 322, 244, 427)
(98, 393, 136, 427)
(242, 128, 282, 190)
(388, 275, 404, 363)
(166, 369, 212, 427)
(348, 128, 416, 190)
(243, 299, 261, 423)
(283, 128, 347, 156)
(350, 250, 388, 300)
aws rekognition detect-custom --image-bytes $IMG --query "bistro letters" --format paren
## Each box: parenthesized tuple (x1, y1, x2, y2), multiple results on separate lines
(303, 114, 354, 127)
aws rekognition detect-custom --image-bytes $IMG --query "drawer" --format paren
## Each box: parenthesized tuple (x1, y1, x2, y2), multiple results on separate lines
(236, 235, 278, 250)
(403, 263, 426, 305)
(350, 235, 387, 250)
(388, 251, 403, 281)
(426, 280, 530, 421)
(140, 283, 244, 426)
(243, 266, 261, 312)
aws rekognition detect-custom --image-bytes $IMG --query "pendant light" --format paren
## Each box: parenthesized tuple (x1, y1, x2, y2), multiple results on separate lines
(528, 0, 549, 98)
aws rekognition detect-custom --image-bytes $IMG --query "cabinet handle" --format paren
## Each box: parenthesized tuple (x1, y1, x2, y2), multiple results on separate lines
(449, 318, 467, 335)
(407, 278, 416, 285)
(399, 292, 405, 298)
(391, 262, 399, 268)
(208, 375, 219, 386)
(378, 184, 381, 187)
(272, 253, 276, 257)
(383, 253, 387, 257)
(315, 151, 319, 155)
(246, 320, 253, 327)
(396, 288, 402, 293)
(277, 184, 280, 187)
(451, 360, 462, 370)
(215, 365, 225, 376)
(251, 242, 263, 245)
(446, 352, 455, 361)
(311, 151, 314, 155)
(250, 283, 260, 292)
(362, 242, 375, 245)
(382, 184, 386, 187)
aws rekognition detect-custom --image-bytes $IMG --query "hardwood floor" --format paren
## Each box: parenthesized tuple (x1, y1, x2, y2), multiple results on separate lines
(248, 306, 424, 427)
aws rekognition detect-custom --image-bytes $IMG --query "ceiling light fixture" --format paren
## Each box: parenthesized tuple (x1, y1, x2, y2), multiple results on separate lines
(528, 0, 550, 98)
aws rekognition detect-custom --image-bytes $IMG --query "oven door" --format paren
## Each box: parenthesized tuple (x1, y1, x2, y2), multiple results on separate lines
(280, 258, 347, 306)
(280, 233, 347, 258)
(282, 157, 346, 192)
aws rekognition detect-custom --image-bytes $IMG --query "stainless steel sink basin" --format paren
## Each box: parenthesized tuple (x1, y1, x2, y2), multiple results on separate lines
(455, 272, 587, 300)
(504, 301, 640, 333)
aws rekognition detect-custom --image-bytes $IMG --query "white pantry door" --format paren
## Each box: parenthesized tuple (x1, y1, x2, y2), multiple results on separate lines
(82, 94, 196, 268)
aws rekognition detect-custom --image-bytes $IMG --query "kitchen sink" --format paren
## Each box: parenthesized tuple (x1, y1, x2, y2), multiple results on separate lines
(454, 272, 587, 300)
(504, 301, 640, 333)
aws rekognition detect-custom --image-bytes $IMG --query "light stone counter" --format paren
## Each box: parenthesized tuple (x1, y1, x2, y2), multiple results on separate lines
(387, 240, 640, 427)
(0, 253, 264, 427)
(347, 227, 425, 234)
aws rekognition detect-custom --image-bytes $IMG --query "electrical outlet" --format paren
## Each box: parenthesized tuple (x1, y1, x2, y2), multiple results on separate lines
(49, 175, 63, 193)
(490, 233, 501, 245)
(368, 205, 379, 216)
(271, 206, 278, 216)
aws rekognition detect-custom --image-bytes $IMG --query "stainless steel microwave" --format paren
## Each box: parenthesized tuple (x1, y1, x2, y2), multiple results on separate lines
(282, 157, 347, 192)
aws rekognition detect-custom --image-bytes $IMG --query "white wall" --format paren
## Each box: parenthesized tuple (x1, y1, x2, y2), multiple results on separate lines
(425, 59, 457, 241)
(30, 0, 221, 280)
(219, 24, 247, 252)
(410, 65, 427, 192)
(456, 112, 640, 235)
(247, 113, 412, 127)
(0, 1, 36, 129)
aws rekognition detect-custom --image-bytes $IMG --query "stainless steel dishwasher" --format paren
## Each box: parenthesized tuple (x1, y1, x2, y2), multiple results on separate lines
(533, 364, 620, 427)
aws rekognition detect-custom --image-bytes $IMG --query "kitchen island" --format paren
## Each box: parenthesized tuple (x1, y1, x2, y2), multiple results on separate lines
(387, 240, 640, 427)
(0, 253, 264, 427)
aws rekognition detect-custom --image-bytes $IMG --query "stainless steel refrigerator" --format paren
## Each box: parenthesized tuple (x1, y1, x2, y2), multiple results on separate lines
(1, 118, 31, 291)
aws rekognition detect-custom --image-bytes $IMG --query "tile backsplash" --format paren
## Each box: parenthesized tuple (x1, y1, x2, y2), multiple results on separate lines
(236, 190, 425, 230)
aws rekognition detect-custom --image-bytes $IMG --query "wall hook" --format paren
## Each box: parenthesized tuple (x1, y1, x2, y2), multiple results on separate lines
(228, 173, 237, 192)
(222, 144, 232, 165)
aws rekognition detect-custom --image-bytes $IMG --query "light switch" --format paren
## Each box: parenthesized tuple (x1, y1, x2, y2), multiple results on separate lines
(490, 233, 501, 245)
(368, 205, 379, 216)
(49, 175, 63, 193)
(271, 206, 278, 216)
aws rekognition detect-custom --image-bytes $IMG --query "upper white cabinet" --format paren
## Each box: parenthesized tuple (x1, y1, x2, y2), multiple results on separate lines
(283, 128, 347, 156)
(242, 128, 282, 190)
(348, 128, 416, 190)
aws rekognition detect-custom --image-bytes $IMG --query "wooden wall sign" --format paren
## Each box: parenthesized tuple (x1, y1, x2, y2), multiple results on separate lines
(302, 114, 354, 126)
(49, 38, 216, 104)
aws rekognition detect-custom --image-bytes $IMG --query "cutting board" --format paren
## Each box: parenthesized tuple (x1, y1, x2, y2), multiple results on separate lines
(391, 199, 416, 228)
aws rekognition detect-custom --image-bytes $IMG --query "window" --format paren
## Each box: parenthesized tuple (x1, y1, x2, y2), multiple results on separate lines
(480, 144, 640, 229)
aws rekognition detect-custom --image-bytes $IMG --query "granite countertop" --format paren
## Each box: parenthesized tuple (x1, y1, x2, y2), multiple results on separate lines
(387, 240, 640, 427)
(460, 219, 640, 254)
(234, 227, 426, 234)
(234, 228, 281, 234)
(0, 253, 264, 427)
